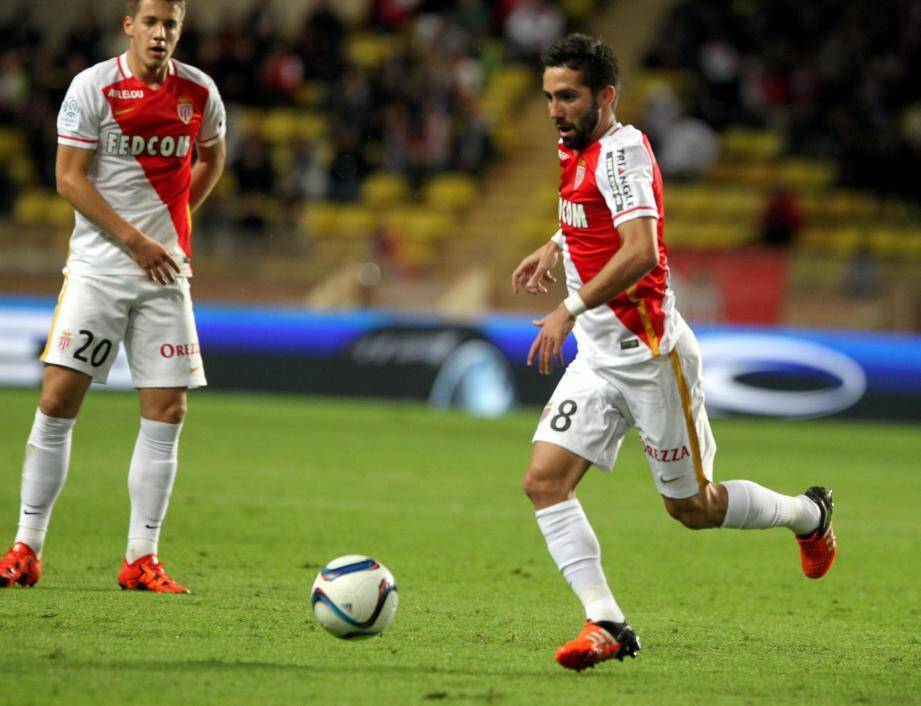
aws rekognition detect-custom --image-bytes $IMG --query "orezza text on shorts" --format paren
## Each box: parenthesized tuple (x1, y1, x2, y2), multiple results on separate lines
(103, 132, 191, 158)
(643, 442, 690, 463)
(160, 342, 200, 359)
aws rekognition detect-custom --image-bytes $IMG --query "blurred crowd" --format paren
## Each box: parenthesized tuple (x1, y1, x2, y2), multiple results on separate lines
(0, 0, 572, 229)
(645, 0, 921, 200)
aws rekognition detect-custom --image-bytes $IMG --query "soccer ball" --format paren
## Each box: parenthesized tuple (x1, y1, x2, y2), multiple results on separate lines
(310, 555, 399, 639)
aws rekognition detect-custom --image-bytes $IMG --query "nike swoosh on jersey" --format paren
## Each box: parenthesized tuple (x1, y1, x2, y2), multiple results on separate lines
(114, 107, 136, 116)
(660, 475, 683, 484)
(188, 366, 201, 373)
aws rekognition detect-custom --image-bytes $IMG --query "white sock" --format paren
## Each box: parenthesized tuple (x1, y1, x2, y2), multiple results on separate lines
(721, 480, 820, 535)
(536, 499, 626, 624)
(126, 418, 183, 563)
(15, 409, 75, 557)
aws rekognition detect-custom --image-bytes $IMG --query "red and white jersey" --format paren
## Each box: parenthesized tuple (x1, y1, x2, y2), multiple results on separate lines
(558, 122, 687, 368)
(56, 52, 226, 277)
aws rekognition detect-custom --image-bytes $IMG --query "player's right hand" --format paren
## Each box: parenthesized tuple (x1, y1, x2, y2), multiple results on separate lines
(512, 242, 559, 295)
(126, 232, 181, 285)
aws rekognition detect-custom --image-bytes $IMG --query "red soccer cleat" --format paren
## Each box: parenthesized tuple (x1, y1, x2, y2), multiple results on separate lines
(0, 542, 42, 588)
(118, 554, 189, 593)
(796, 486, 837, 579)
(555, 620, 640, 671)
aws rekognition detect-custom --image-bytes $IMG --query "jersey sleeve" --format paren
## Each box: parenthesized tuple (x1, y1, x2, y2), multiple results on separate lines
(595, 137, 659, 228)
(57, 69, 104, 150)
(197, 78, 226, 147)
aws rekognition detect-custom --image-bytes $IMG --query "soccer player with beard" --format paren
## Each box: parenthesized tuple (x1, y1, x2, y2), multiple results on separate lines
(0, 0, 225, 592)
(511, 34, 837, 671)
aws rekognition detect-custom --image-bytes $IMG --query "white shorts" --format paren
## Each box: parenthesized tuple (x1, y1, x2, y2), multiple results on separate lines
(40, 273, 207, 389)
(532, 330, 716, 499)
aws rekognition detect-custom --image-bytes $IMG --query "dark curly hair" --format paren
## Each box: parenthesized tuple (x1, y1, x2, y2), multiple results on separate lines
(126, 0, 187, 18)
(540, 33, 620, 95)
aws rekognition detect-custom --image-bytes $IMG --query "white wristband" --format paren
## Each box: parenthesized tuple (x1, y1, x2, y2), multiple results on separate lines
(550, 229, 564, 247)
(563, 292, 588, 317)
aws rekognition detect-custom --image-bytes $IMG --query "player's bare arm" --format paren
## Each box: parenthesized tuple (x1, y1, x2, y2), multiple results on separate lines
(55, 144, 180, 285)
(512, 239, 560, 294)
(189, 139, 226, 212)
(527, 217, 658, 375)
(574, 217, 658, 307)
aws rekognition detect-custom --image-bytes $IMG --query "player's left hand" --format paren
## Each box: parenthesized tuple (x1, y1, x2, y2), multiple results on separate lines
(527, 304, 575, 375)
(512, 242, 559, 295)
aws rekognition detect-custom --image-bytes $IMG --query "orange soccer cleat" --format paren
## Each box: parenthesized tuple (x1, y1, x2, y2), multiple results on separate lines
(118, 554, 189, 593)
(555, 620, 641, 671)
(796, 486, 837, 579)
(0, 542, 42, 588)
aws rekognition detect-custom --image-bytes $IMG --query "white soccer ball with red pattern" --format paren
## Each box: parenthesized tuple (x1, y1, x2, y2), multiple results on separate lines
(310, 555, 398, 639)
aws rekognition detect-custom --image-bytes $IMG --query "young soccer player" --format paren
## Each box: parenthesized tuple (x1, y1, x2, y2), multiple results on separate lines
(0, 0, 225, 592)
(512, 34, 837, 670)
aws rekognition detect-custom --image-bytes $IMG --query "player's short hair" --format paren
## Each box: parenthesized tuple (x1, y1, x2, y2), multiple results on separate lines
(126, 0, 187, 19)
(540, 33, 620, 95)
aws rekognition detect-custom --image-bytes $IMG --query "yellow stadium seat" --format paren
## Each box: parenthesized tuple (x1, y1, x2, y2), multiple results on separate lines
(295, 113, 325, 141)
(262, 109, 299, 144)
(797, 229, 832, 253)
(898, 233, 921, 260)
(825, 228, 863, 257)
(335, 207, 375, 240)
(488, 65, 531, 99)
(0, 127, 25, 160)
(348, 33, 395, 70)
(13, 190, 49, 225)
(299, 202, 341, 238)
(778, 158, 834, 191)
(294, 80, 324, 107)
(9, 153, 35, 186)
(515, 215, 558, 247)
(424, 173, 478, 213)
(383, 208, 454, 243)
(560, 0, 597, 22)
(721, 128, 782, 160)
(360, 172, 410, 210)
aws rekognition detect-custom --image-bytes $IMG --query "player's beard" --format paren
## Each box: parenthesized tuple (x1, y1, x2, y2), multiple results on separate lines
(558, 99, 600, 151)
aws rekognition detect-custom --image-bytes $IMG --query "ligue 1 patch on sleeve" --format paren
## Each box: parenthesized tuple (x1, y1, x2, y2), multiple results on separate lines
(620, 339, 640, 350)
(58, 98, 81, 131)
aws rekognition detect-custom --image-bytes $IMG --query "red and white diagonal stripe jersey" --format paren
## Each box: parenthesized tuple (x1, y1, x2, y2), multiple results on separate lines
(558, 122, 687, 367)
(56, 53, 226, 277)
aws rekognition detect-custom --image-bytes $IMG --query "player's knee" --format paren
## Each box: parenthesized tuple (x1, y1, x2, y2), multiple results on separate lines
(161, 402, 187, 425)
(522, 466, 569, 507)
(38, 392, 78, 420)
(147, 401, 187, 425)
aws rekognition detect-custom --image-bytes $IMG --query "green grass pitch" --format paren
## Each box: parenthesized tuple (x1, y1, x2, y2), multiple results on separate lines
(0, 387, 918, 705)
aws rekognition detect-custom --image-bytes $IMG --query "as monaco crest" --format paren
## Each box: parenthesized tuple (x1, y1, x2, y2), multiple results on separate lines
(58, 331, 73, 351)
(177, 97, 193, 125)
(574, 160, 586, 189)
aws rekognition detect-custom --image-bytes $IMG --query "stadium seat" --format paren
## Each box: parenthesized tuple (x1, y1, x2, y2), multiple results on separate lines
(515, 215, 558, 248)
(424, 173, 478, 214)
(360, 172, 411, 211)
(0, 128, 25, 162)
(382, 208, 454, 247)
(13, 190, 51, 226)
(262, 109, 300, 144)
(347, 33, 396, 70)
(825, 228, 863, 257)
(334, 206, 375, 241)
(299, 202, 341, 239)
(8, 152, 35, 186)
(778, 158, 834, 192)
(721, 128, 782, 161)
